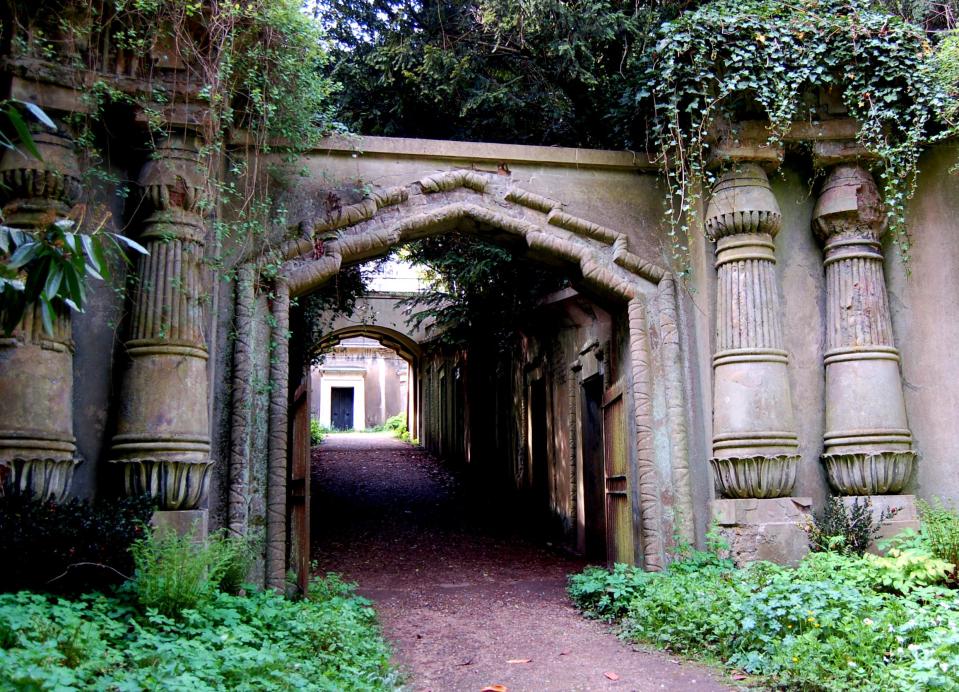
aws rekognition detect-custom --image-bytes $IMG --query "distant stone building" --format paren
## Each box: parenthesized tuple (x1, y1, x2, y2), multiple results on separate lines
(311, 337, 410, 430)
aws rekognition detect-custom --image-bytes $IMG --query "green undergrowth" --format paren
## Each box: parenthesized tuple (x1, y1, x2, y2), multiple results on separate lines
(570, 541, 959, 689)
(0, 573, 400, 691)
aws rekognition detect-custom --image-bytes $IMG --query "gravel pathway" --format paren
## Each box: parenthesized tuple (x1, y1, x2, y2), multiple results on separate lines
(311, 432, 732, 692)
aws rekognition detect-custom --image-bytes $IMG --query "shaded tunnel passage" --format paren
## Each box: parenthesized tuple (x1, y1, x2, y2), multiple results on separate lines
(309, 432, 727, 691)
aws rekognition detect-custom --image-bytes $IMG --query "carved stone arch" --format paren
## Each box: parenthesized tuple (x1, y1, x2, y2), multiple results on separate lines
(230, 169, 695, 589)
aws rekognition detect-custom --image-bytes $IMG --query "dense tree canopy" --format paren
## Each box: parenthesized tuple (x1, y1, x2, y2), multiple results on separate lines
(317, 0, 695, 148)
(316, 0, 957, 149)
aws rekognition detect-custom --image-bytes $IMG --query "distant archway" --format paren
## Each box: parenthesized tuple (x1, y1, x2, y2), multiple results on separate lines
(314, 325, 422, 364)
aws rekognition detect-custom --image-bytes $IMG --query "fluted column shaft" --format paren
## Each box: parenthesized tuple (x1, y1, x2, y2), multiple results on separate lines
(706, 164, 800, 498)
(813, 165, 916, 494)
(0, 129, 82, 501)
(110, 134, 212, 510)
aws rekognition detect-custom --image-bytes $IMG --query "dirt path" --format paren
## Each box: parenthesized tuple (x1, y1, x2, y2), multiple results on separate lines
(311, 432, 731, 692)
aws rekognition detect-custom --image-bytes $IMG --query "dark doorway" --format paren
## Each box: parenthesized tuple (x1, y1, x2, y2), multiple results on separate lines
(331, 387, 355, 430)
(581, 375, 607, 562)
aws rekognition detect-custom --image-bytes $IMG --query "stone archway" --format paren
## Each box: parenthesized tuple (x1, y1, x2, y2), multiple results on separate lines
(229, 169, 695, 589)
(314, 324, 422, 440)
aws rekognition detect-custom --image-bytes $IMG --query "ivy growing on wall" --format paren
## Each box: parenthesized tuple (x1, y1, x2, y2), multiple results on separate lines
(628, 0, 959, 269)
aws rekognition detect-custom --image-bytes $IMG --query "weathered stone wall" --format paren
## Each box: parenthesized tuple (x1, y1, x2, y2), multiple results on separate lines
(887, 144, 959, 502)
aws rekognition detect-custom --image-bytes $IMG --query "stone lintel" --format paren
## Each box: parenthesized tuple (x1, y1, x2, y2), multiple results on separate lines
(134, 103, 212, 130)
(838, 495, 920, 553)
(151, 509, 209, 541)
(710, 497, 812, 566)
(812, 140, 879, 169)
(9, 76, 91, 115)
(706, 144, 784, 171)
(239, 132, 659, 171)
(732, 118, 862, 142)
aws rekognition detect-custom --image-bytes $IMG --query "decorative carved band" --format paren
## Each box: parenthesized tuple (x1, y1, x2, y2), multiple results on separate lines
(11, 457, 81, 502)
(715, 256, 784, 352)
(124, 341, 210, 359)
(825, 255, 894, 350)
(117, 458, 213, 511)
(823, 451, 917, 495)
(710, 455, 801, 499)
(129, 238, 207, 344)
(713, 348, 789, 366)
(824, 346, 900, 364)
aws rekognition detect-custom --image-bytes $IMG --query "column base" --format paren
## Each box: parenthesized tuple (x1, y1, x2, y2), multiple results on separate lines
(151, 509, 208, 541)
(113, 458, 212, 510)
(710, 454, 800, 499)
(12, 457, 81, 502)
(822, 451, 917, 495)
(838, 495, 919, 554)
(710, 497, 812, 566)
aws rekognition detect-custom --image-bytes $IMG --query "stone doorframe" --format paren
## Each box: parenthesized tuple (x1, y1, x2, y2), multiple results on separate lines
(229, 169, 695, 589)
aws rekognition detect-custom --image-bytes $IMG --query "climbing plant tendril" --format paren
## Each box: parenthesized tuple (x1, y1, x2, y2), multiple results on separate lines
(630, 0, 959, 272)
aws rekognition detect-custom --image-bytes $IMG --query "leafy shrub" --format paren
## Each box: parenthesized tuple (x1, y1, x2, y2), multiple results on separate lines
(568, 564, 653, 621)
(866, 548, 952, 593)
(570, 547, 959, 689)
(805, 496, 891, 555)
(0, 574, 400, 690)
(385, 413, 407, 433)
(130, 528, 254, 617)
(0, 493, 154, 594)
(310, 418, 327, 446)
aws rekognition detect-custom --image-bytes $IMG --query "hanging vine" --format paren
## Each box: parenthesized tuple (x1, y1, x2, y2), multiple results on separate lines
(628, 0, 959, 272)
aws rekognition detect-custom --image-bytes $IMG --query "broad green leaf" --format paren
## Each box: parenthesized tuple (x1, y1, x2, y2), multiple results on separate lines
(44, 264, 63, 299)
(112, 233, 149, 255)
(6, 107, 42, 161)
(22, 101, 56, 130)
(63, 265, 82, 305)
(81, 235, 100, 273)
(40, 298, 55, 335)
(8, 242, 39, 269)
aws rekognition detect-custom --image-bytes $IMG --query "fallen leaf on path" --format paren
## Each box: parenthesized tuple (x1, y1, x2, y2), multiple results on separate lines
(731, 672, 748, 680)
(604, 672, 620, 681)
(481, 686, 507, 692)
(507, 659, 532, 664)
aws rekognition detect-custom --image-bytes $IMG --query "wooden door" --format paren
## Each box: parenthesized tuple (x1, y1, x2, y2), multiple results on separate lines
(331, 387, 354, 430)
(289, 374, 311, 595)
(603, 378, 634, 566)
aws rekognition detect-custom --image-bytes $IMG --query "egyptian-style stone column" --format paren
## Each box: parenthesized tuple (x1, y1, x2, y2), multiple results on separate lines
(110, 134, 212, 510)
(0, 129, 82, 501)
(813, 164, 917, 494)
(706, 164, 800, 498)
